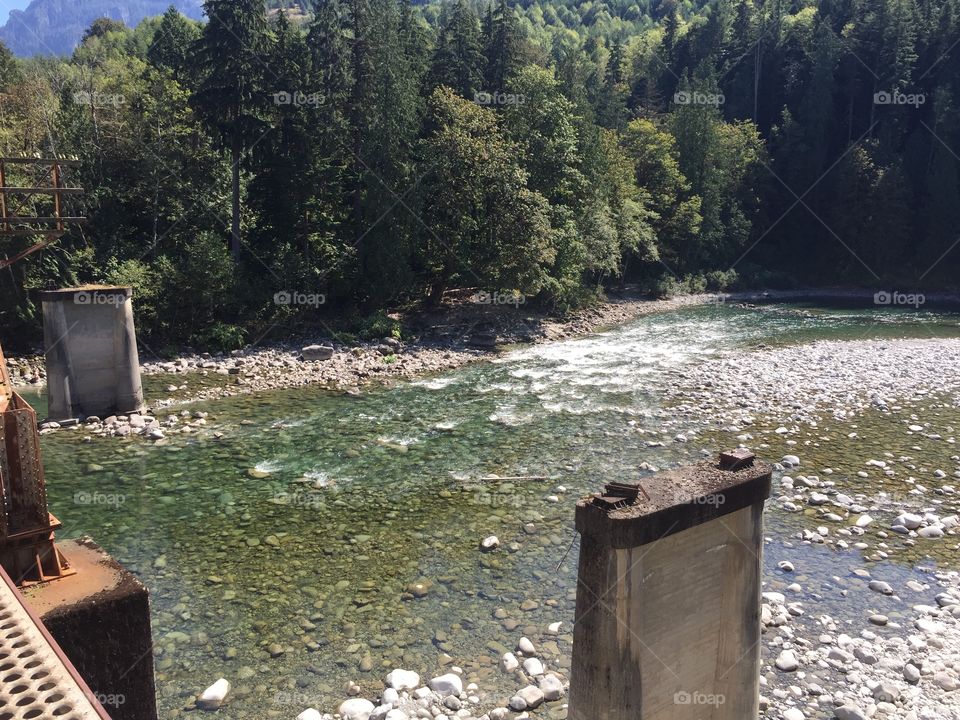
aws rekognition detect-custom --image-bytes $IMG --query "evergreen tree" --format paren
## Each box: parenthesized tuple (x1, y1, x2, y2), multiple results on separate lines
(483, 0, 522, 93)
(248, 10, 316, 281)
(147, 6, 201, 82)
(191, 0, 271, 262)
(429, 0, 485, 98)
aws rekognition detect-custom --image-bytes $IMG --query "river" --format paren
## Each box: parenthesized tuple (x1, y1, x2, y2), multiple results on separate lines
(25, 302, 960, 718)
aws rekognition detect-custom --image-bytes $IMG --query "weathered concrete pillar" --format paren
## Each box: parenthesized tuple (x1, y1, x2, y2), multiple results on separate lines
(41, 286, 144, 421)
(24, 538, 158, 720)
(568, 450, 772, 720)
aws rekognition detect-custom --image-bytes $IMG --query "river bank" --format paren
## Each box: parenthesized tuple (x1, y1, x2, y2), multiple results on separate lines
(15, 292, 720, 437)
(17, 287, 960, 438)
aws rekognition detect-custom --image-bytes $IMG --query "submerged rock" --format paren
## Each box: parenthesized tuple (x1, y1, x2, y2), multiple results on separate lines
(428, 673, 463, 697)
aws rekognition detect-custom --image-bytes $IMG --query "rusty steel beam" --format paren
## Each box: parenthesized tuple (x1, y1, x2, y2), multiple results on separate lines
(0, 344, 75, 586)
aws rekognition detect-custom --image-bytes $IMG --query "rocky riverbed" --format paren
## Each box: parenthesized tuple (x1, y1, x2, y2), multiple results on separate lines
(27, 301, 960, 720)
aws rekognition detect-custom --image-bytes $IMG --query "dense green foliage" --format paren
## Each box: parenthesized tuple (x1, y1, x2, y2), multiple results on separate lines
(2, 0, 960, 351)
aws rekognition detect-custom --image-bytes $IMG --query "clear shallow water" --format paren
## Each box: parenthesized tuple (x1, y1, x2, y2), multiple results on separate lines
(23, 303, 960, 718)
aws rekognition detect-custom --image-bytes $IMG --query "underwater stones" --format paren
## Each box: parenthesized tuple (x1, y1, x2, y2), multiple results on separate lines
(428, 673, 463, 697)
(480, 535, 500, 551)
(405, 580, 431, 598)
(519, 599, 539, 612)
(339, 698, 375, 720)
(197, 678, 230, 710)
(268, 643, 286, 657)
(868, 580, 894, 596)
(517, 637, 536, 655)
(247, 467, 271, 479)
(895, 513, 923, 530)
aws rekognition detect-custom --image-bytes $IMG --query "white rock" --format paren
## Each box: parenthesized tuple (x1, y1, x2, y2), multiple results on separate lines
(783, 709, 805, 720)
(197, 678, 230, 710)
(500, 652, 519, 672)
(508, 695, 527, 712)
(782, 455, 801, 467)
(385, 669, 420, 691)
(775, 649, 799, 672)
(538, 674, 565, 701)
(517, 637, 536, 655)
(369, 706, 392, 720)
(509, 685, 544, 711)
(381, 688, 399, 706)
(895, 513, 923, 530)
(522, 657, 544, 676)
(339, 698, 375, 720)
(855, 514, 874, 528)
(296, 710, 323, 720)
(480, 535, 500, 551)
(428, 674, 463, 698)
(834, 706, 868, 720)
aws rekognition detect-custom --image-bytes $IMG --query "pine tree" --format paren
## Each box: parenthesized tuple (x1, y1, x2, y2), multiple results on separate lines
(483, 0, 522, 94)
(147, 7, 201, 83)
(595, 38, 629, 129)
(429, 0, 484, 98)
(191, 0, 271, 262)
(249, 11, 315, 272)
(399, 0, 431, 87)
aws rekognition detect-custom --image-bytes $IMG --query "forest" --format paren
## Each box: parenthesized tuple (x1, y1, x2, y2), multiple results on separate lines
(0, 0, 958, 351)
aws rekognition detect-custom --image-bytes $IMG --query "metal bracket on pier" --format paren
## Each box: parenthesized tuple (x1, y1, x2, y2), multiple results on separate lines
(0, 343, 75, 586)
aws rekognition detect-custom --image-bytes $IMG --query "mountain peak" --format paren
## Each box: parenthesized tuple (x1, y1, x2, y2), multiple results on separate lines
(0, 0, 205, 56)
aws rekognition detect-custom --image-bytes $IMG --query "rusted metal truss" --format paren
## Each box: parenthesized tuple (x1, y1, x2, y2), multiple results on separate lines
(0, 157, 86, 269)
(0, 343, 75, 586)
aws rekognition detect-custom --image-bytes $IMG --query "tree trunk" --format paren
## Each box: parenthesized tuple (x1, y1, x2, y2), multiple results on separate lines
(427, 280, 446, 307)
(231, 137, 242, 263)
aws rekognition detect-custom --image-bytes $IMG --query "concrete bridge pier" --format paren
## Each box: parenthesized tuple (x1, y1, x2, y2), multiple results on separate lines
(568, 450, 772, 720)
(41, 286, 144, 421)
